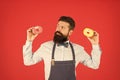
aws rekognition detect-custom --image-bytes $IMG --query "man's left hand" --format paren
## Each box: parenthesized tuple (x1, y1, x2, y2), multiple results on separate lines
(87, 31, 99, 45)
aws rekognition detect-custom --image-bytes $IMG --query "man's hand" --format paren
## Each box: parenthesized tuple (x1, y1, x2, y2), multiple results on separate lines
(27, 26, 43, 41)
(87, 31, 99, 45)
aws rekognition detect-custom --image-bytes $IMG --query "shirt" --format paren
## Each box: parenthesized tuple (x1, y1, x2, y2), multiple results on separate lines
(23, 40, 102, 80)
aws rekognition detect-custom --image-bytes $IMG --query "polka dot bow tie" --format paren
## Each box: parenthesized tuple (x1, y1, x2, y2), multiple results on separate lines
(57, 42, 69, 48)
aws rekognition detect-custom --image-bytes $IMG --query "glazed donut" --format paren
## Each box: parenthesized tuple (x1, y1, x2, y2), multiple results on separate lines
(83, 28, 94, 37)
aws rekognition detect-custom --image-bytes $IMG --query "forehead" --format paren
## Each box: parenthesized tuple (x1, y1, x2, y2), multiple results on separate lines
(57, 21, 70, 27)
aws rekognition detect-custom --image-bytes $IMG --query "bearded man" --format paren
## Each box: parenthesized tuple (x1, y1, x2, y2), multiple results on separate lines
(23, 16, 102, 80)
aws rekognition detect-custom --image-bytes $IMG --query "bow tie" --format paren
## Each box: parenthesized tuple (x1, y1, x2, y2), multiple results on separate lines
(57, 42, 69, 48)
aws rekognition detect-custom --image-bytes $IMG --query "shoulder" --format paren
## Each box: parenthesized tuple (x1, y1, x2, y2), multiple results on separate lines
(41, 40, 54, 47)
(70, 42, 84, 50)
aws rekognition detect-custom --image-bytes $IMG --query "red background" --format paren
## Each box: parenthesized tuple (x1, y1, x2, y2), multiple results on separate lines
(0, 0, 120, 80)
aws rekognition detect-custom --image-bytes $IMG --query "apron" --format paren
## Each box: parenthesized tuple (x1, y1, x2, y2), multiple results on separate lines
(48, 42, 76, 80)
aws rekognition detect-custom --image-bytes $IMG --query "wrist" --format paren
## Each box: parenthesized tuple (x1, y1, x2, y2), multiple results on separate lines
(27, 36, 34, 42)
(27, 39, 33, 42)
(92, 44, 100, 49)
(27, 38, 34, 42)
(92, 43, 99, 45)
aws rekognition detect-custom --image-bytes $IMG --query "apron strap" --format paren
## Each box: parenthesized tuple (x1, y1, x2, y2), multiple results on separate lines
(52, 43, 56, 59)
(69, 42, 75, 61)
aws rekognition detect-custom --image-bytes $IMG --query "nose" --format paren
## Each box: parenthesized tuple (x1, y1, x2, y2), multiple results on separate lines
(56, 26, 62, 32)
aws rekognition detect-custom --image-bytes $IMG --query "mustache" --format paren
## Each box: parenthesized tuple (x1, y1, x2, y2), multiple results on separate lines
(54, 31, 63, 36)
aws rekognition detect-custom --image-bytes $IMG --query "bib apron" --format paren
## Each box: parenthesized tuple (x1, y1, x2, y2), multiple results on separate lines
(48, 42, 76, 80)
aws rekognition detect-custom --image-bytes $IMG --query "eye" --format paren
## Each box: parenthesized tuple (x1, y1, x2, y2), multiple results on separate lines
(61, 26, 64, 29)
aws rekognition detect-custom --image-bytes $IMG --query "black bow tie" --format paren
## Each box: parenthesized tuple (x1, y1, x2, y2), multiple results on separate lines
(57, 42, 69, 48)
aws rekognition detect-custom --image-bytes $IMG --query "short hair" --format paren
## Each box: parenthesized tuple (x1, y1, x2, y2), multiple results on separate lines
(58, 16, 75, 30)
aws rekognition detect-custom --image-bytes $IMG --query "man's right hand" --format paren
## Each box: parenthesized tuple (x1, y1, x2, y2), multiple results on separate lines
(26, 26, 43, 41)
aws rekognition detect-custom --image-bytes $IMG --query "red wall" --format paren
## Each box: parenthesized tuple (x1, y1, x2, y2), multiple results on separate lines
(0, 0, 120, 80)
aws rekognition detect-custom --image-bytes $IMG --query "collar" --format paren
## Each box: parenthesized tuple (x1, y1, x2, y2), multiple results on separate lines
(57, 40, 70, 48)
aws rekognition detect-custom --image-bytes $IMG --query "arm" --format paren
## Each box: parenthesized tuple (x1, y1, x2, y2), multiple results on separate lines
(23, 41, 43, 66)
(23, 26, 43, 66)
(80, 44, 102, 69)
(77, 31, 102, 69)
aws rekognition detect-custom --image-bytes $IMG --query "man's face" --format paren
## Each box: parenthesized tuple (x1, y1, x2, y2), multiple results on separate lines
(56, 21, 70, 36)
(53, 21, 73, 43)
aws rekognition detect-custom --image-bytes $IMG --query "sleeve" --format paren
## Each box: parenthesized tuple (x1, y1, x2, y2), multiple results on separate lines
(22, 40, 43, 66)
(78, 44, 102, 69)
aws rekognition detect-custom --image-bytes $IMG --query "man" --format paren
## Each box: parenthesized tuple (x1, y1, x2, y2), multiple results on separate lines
(23, 16, 102, 80)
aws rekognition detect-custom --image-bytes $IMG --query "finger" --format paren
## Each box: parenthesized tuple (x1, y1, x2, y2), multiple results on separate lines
(94, 31, 99, 36)
(27, 27, 33, 32)
(87, 37, 92, 41)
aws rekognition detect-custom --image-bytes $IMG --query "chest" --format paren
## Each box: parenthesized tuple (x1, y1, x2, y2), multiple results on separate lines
(54, 46, 73, 61)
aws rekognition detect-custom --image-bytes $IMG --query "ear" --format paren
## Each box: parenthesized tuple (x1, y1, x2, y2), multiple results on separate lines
(69, 30, 73, 36)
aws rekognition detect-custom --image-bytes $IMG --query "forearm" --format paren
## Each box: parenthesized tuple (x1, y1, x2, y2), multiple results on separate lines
(85, 44, 102, 69)
(23, 41, 42, 66)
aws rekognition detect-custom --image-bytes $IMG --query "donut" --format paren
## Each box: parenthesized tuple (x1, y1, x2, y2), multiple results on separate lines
(83, 28, 94, 37)
(32, 26, 43, 34)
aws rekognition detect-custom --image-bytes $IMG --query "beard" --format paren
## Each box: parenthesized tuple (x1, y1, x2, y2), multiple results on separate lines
(53, 31, 68, 43)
